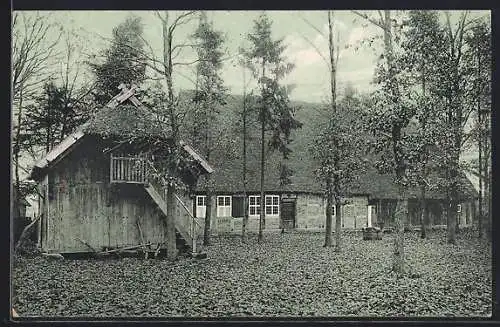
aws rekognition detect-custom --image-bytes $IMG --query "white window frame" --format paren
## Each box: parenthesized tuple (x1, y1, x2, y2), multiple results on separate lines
(217, 196, 232, 217)
(265, 195, 280, 217)
(196, 195, 206, 218)
(249, 195, 261, 217)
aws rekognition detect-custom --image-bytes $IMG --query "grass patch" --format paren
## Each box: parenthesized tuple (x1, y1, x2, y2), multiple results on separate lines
(12, 230, 491, 318)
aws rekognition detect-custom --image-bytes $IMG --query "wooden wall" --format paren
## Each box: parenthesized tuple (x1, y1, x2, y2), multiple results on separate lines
(375, 198, 475, 229)
(295, 194, 369, 230)
(43, 137, 167, 253)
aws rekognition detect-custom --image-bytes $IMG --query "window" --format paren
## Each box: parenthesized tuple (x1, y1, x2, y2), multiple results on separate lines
(217, 196, 232, 217)
(457, 204, 462, 213)
(196, 196, 206, 218)
(265, 195, 280, 216)
(249, 195, 261, 216)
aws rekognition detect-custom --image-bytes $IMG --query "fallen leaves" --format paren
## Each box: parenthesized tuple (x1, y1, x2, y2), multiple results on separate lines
(12, 230, 491, 317)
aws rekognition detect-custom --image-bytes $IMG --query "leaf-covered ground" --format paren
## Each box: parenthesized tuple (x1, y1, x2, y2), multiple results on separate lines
(12, 230, 491, 318)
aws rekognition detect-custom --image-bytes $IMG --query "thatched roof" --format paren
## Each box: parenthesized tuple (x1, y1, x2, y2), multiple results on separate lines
(85, 103, 171, 140)
(193, 94, 478, 201)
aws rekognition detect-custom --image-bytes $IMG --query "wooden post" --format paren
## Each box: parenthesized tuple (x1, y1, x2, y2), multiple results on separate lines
(44, 174, 50, 250)
(367, 205, 372, 227)
(109, 153, 113, 183)
(37, 184, 42, 248)
(191, 217, 197, 255)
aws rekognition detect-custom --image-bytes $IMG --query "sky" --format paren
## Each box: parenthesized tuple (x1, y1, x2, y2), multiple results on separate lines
(15, 10, 490, 103)
(17, 10, 394, 103)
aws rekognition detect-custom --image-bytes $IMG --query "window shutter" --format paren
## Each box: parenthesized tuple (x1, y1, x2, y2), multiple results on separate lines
(232, 196, 244, 217)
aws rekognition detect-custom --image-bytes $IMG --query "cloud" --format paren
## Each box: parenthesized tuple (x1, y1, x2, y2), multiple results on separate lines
(284, 33, 329, 67)
(346, 27, 367, 46)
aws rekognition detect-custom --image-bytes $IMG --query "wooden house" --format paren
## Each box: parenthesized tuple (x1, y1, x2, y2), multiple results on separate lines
(29, 85, 213, 255)
(180, 95, 478, 234)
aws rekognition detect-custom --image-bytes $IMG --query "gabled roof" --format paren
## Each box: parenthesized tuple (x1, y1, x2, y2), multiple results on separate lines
(29, 84, 214, 181)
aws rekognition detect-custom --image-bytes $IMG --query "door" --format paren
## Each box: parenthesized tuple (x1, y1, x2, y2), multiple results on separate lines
(281, 198, 296, 230)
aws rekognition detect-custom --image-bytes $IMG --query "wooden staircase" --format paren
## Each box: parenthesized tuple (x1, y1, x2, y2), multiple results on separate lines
(143, 162, 204, 258)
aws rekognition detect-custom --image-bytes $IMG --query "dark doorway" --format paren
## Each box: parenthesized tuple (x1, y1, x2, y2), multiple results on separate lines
(281, 198, 296, 230)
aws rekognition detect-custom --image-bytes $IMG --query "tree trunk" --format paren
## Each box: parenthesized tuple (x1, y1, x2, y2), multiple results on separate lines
(446, 144, 459, 244)
(161, 11, 178, 260)
(203, 178, 212, 246)
(483, 135, 490, 241)
(382, 10, 406, 275)
(419, 185, 427, 239)
(477, 43, 483, 239)
(324, 178, 333, 247)
(165, 183, 177, 260)
(242, 69, 248, 243)
(334, 202, 342, 252)
(391, 123, 406, 275)
(14, 88, 24, 222)
(447, 199, 457, 244)
(483, 102, 490, 241)
(326, 10, 341, 251)
(258, 115, 265, 242)
(444, 14, 466, 245)
(447, 115, 460, 245)
(242, 195, 248, 243)
(258, 58, 266, 243)
(393, 193, 407, 275)
(203, 95, 212, 246)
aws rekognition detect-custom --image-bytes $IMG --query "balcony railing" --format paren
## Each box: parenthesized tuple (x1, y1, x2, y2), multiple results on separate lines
(110, 154, 147, 184)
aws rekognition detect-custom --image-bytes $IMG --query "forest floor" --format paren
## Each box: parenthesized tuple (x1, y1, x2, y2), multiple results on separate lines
(12, 229, 491, 318)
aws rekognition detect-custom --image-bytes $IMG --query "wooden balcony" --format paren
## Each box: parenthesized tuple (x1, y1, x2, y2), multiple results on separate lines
(110, 154, 148, 184)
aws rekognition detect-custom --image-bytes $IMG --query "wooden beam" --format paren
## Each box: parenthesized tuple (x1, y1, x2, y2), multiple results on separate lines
(179, 140, 214, 174)
(98, 243, 152, 254)
(42, 252, 64, 259)
(75, 238, 97, 253)
(15, 214, 42, 251)
(44, 175, 50, 250)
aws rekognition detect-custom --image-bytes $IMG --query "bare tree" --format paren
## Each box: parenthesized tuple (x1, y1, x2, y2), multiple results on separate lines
(154, 11, 197, 260)
(12, 11, 61, 215)
(22, 29, 95, 157)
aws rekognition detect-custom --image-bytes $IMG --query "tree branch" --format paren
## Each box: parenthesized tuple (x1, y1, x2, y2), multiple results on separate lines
(297, 13, 326, 39)
(352, 10, 386, 31)
(298, 33, 329, 68)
